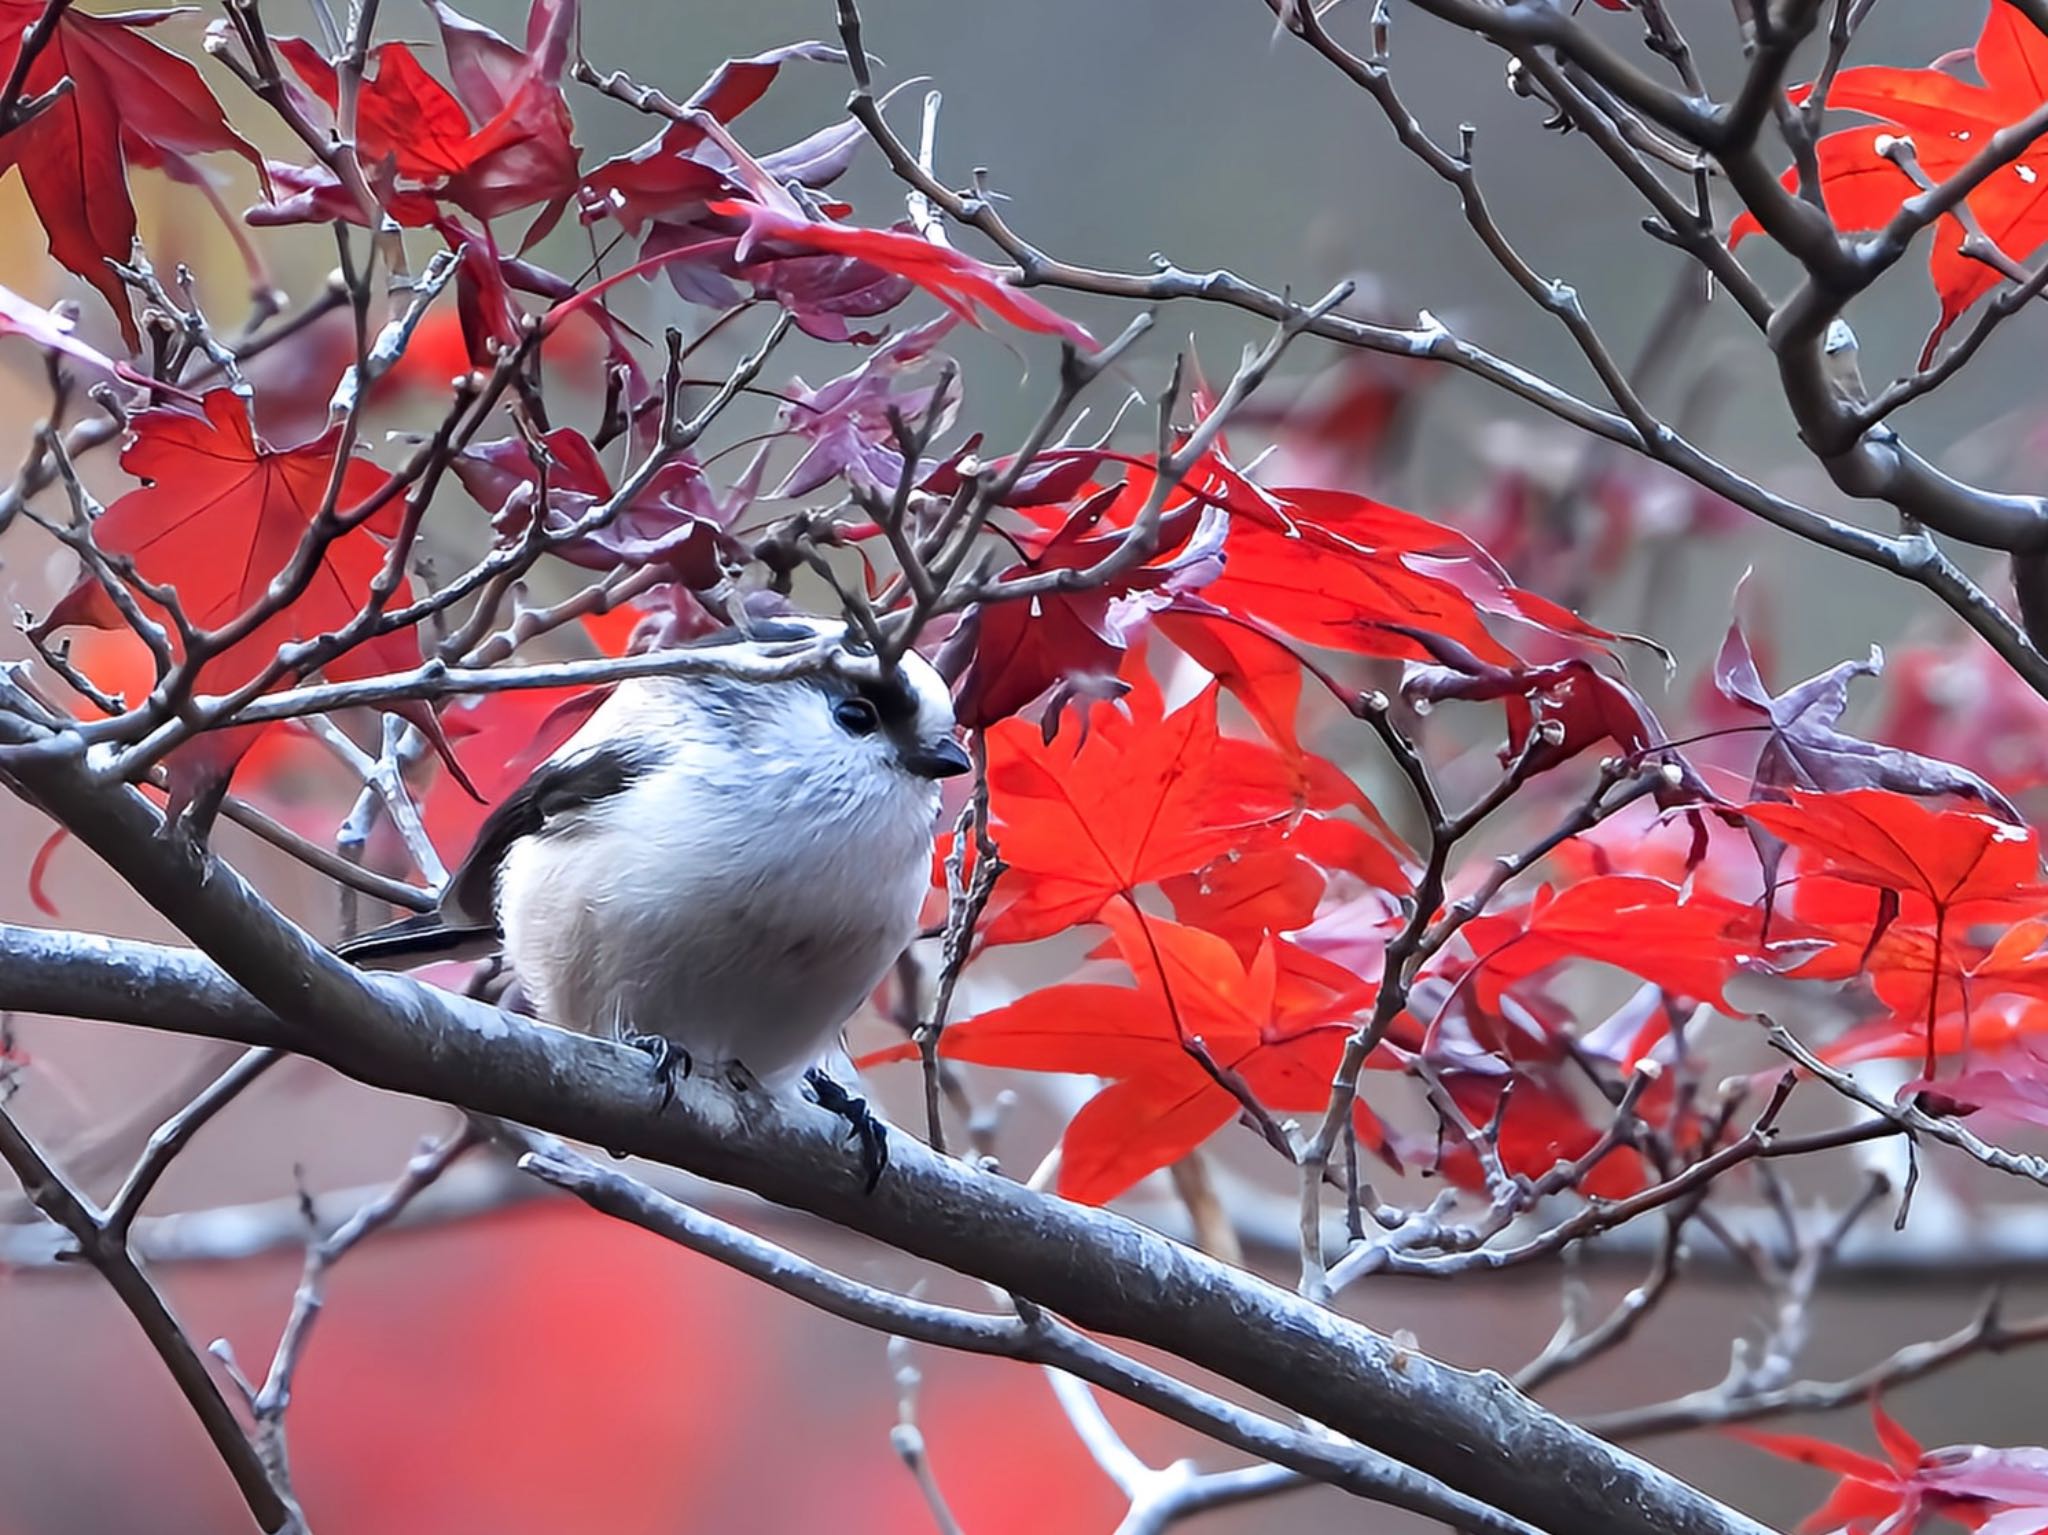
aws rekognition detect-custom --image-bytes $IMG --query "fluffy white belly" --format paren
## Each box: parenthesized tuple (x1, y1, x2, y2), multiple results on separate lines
(497, 765, 933, 1088)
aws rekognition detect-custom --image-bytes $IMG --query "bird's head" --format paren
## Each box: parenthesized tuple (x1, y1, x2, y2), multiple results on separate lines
(695, 616, 971, 785)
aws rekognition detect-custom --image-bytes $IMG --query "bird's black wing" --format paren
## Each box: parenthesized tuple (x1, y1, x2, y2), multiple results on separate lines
(334, 741, 663, 969)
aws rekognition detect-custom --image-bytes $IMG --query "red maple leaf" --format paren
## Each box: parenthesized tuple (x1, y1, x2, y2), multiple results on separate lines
(415, 610, 632, 865)
(265, 0, 579, 231)
(674, 106, 1091, 348)
(1731, 1, 2048, 361)
(1827, 989, 2048, 1070)
(33, 389, 419, 798)
(1161, 842, 1327, 962)
(1197, 484, 1614, 669)
(0, 2, 261, 347)
(949, 437, 1615, 731)
(947, 476, 1224, 729)
(1154, 605, 1308, 759)
(1737, 1396, 2048, 1535)
(976, 682, 1369, 946)
(1744, 789, 2041, 914)
(1770, 879, 2048, 1072)
(420, 685, 604, 863)
(1745, 789, 2046, 1074)
(1458, 876, 1762, 1019)
(867, 900, 1389, 1203)
(1735, 1399, 1931, 1534)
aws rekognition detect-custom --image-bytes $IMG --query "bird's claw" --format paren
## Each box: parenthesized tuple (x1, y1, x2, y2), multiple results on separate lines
(624, 1032, 690, 1110)
(803, 1068, 888, 1194)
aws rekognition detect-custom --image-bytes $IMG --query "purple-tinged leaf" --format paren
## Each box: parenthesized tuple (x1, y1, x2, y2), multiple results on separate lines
(454, 427, 742, 587)
(770, 316, 961, 496)
(1715, 598, 2020, 819)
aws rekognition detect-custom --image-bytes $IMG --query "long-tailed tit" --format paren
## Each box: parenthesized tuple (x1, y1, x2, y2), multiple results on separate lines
(339, 618, 969, 1185)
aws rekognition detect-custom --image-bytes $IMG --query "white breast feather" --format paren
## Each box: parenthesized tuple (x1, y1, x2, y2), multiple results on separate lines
(496, 676, 940, 1088)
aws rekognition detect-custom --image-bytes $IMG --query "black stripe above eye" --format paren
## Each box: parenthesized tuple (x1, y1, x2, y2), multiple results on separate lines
(821, 671, 920, 729)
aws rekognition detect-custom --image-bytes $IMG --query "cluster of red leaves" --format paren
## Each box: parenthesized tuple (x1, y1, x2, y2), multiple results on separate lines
(1755, 790, 2048, 1081)
(260, 0, 580, 235)
(0, 3, 259, 347)
(1734, 0, 2048, 361)
(845, 386, 2048, 1204)
(863, 437, 1720, 1199)
(0, 0, 1088, 367)
(1740, 1397, 2048, 1535)
(10, 0, 1094, 804)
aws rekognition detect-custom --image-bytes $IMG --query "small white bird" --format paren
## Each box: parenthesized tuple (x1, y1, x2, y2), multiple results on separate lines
(341, 618, 968, 1184)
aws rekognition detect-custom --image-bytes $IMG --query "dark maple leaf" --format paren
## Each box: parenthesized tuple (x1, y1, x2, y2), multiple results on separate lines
(690, 109, 1093, 349)
(741, 242, 917, 345)
(1715, 609, 2019, 818)
(1897, 1046, 2048, 1130)
(453, 426, 738, 588)
(422, 0, 579, 233)
(245, 155, 438, 230)
(947, 496, 1226, 731)
(0, 2, 261, 347)
(1401, 638, 1707, 799)
(921, 435, 1104, 508)
(715, 195, 1096, 348)
(578, 42, 848, 234)
(770, 316, 960, 497)
(1731, 0, 2048, 361)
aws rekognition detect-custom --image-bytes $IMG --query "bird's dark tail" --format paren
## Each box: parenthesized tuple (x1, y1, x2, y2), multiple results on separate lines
(335, 913, 499, 971)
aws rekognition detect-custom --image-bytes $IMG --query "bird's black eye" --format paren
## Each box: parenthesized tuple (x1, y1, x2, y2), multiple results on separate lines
(834, 696, 881, 736)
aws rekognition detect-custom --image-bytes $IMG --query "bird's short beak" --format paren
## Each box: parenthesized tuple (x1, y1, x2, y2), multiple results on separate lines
(904, 737, 973, 779)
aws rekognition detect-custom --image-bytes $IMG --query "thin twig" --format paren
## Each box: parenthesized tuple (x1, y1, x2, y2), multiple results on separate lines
(0, 1103, 299, 1531)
